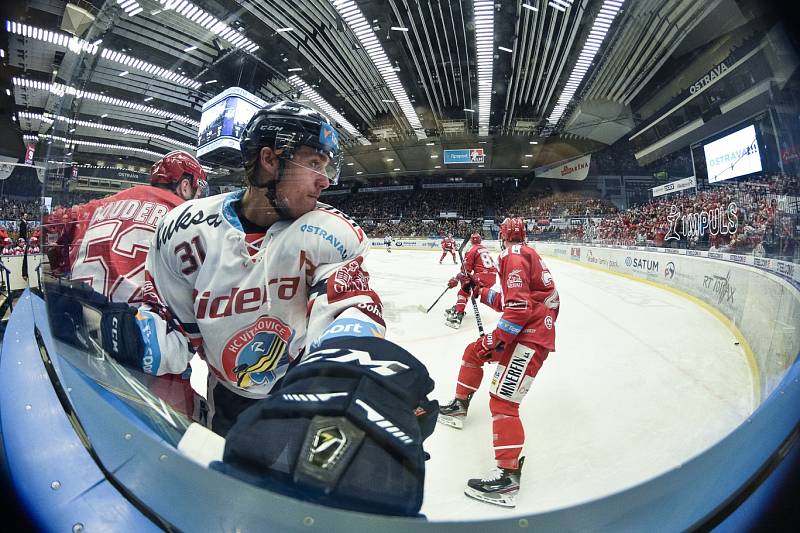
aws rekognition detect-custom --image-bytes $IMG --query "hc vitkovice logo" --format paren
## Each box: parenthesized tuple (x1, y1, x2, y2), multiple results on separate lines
(222, 315, 295, 388)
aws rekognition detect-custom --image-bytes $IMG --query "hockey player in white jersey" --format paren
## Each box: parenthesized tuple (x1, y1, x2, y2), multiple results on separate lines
(48, 101, 438, 516)
(384, 234, 392, 252)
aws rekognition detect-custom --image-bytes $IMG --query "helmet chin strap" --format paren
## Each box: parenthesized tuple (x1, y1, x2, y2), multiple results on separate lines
(263, 158, 292, 220)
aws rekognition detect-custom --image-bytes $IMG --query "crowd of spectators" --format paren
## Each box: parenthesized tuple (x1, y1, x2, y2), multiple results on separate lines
(0, 197, 40, 222)
(499, 190, 618, 219)
(560, 173, 798, 260)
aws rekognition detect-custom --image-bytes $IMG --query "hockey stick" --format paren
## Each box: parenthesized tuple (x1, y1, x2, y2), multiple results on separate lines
(422, 285, 451, 313)
(457, 235, 486, 336)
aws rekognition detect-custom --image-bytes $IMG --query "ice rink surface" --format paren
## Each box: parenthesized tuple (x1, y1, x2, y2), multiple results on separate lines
(363, 247, 755, 521)
(187, 246, 756, 521)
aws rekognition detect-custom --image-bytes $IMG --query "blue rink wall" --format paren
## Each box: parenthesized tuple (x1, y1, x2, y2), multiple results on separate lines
(1, 241, 798, 531)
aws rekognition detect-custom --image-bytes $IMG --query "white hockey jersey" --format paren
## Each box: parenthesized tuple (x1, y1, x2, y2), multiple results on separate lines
(139, 190, 386, 399)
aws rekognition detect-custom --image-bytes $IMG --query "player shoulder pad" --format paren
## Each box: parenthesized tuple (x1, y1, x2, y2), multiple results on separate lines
(294, 202, 367, 263)
(154, 193, 227, 251)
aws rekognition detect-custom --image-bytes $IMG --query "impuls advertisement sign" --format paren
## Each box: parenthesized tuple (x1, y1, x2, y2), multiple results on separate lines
(665, 202, 738, 241)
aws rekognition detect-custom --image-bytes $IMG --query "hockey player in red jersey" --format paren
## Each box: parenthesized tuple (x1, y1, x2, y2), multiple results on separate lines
(48, 150, 207, 415)
(48, 101, 437, 516)
(438, 217, 559, 508)
(439, 234, 458, 264)
(63, 150, 207, 303)
(28, 236, 40, 254)
(444, 232, 497, 329)
(1, 237, 13, 255)
(14, 238, 26, 256)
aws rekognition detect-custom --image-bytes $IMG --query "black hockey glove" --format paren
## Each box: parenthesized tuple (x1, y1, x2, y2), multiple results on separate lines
(45, 281, 145, 370)
(214, 336, 438, 517)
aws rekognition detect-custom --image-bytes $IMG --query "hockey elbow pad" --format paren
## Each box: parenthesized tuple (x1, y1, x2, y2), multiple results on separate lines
(215, 336, 438, 517)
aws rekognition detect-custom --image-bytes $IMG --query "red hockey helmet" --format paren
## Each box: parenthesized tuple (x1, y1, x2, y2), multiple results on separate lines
(17, 238, 25, 245)
(150, 150, 207, 191)
(500, 217, 526, 243)
(470, 233, 481, 245)
(3, 237, 10, 246)
(30, 237, 39, 245)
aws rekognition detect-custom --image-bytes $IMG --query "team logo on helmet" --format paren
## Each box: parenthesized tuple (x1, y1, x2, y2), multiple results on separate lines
(319, 122, 339, 151)
(222, 315, 295, 389)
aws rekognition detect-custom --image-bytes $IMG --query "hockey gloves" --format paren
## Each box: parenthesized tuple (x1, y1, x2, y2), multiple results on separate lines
(215, 336, 439, 517)
(474, 331, 502, 358)
(45, 281, 146, 370)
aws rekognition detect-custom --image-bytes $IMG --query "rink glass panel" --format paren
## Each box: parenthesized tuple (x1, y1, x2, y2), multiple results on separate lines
(11, 0, 798, 528)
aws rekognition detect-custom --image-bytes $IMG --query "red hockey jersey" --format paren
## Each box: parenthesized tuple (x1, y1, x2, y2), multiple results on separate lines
(463, 243, 497, 286)
(66, 185, 186, 304)
(478, 243, 559, 351)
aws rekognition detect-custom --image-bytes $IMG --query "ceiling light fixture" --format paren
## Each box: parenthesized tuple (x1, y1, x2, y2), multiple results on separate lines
(101, 49, 202, 89)
(390, 26, 409, 31)
(545, 0, 622, 129)
(18, 111, 195, 149)
(287, 67, 303, 72)
(276, 27, 294, 33)
(330, 0, 426, 139)
(116, 0, 143, 17)
(548, 0, 568, 12)
(144, 96, 153, 102)
(498, 46, 513, 53)
(5, 20, 100, 55)
(27, 133, 165, 159)
(118, 70, 130, 77)
(12, 77, 200, 127)
(183, 45, 198, 52)
(473, 0, 494, 136)
(287, 74, 370, 144)
(522, 3, 538, 11)
(158, 0, 259, 53)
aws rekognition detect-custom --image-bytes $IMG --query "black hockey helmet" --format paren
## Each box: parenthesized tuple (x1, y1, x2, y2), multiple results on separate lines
(240, 101, 343, 184)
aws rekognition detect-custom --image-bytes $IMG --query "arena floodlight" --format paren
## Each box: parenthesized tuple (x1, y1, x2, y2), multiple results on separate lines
(329, 0, 425, 139)
(6, 20, 100, 54)
(28, 133, 166, 159)
(522, 3, 538, 11)
(287, 75, 370, 145)
(474, 0, 494, 136)
(158, 0, 258, 52)
(13, 77, 199, 127)
(545, 0, 625, 129)
(101, 48, 202, 89)
(548, 2, 566, 13)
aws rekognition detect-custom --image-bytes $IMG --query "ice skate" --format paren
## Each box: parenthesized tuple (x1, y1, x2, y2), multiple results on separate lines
(437, 397, 469, 429)
(445, 310, 464, 329)
(444, 305, 457, 319)
(464, 458, 525, 508)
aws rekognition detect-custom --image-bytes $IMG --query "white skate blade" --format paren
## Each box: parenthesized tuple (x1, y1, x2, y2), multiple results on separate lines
(464, 487, 516, 508)
(436, 414, 464, 429)
(444, 320, 462, 330)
